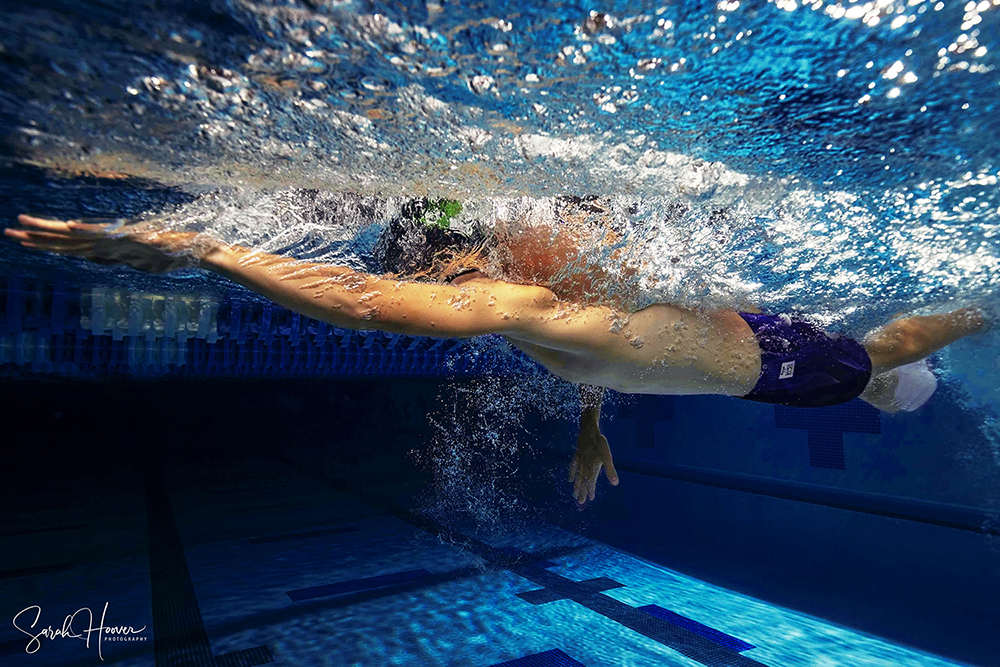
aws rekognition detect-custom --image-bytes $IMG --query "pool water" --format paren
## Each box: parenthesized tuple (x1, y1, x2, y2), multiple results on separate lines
(2, 1, 1000, 666)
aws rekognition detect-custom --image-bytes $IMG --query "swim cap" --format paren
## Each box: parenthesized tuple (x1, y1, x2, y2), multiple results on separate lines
(891, 359, 937, 412)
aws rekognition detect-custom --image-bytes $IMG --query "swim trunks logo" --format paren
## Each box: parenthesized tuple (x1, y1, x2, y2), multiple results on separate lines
(779, 360, 796, 379)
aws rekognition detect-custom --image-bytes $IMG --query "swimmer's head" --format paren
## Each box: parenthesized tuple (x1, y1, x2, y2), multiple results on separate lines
(375, 198, 490, 281)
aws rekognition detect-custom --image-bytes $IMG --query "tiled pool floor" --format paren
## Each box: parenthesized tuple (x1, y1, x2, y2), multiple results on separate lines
(0, 450, 974, 666)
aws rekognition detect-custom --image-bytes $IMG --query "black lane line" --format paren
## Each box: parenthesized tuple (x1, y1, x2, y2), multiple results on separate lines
(287, 568, 434, 601)
(268, 454, 769, 667)
(640, 605, 755, 652)
(488, 648, 585, 667)
(144, 449, 275, 666)
(281, 545, 586, 608)
(108, 541, 586, 662)
(144, 448, 217, 667)
(511, 566, 765, 667)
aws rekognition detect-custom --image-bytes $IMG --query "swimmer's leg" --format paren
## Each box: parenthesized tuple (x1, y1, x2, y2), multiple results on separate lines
(862, 308, 986, 373)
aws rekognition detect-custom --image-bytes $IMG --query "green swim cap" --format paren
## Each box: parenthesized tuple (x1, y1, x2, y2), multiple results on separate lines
(419, 199, 463, 230)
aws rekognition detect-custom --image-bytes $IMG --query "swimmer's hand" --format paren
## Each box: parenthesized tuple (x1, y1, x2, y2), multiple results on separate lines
(6, 215, 216, 274)
(568, 418, 619, 506)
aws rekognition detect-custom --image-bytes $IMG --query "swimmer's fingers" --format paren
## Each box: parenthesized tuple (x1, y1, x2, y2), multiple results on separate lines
(602, 453, 619, 487)
(573, 461, 601, 505)
(571, 459, 592, 505)
(593, 432, 618, 486)
(17, 214, 131, 238)
(571, 461, 585, 503)
(588, 460, 603, 502)
(18, 240, 99, 256)
(16, 215, 77, 235)
(5, 228, 98, 255)
(7, 228, 89, 244)
(16, 215, 94, 237)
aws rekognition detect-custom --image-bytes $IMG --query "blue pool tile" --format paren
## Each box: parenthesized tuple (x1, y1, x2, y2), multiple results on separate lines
(488, 648, 585, 667)
(286, 568, 434, 601)
(606, 392, 675, 449)
(638, 605, 756, 652)
(775, 400, 880, 470)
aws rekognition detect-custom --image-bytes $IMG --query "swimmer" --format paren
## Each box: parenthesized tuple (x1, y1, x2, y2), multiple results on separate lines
(5, 214, 988, 506)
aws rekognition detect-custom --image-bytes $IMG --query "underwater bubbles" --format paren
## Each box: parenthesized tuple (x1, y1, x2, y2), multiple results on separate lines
(411, 341, 578, 539)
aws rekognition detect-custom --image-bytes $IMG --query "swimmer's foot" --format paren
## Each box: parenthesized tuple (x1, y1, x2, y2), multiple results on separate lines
(971, 304, 997, 333)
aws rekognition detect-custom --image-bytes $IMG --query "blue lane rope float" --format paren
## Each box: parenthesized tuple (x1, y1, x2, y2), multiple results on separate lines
(0, 275, 524, 378)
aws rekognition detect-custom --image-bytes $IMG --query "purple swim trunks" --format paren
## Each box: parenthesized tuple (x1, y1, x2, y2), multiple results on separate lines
(738, 312, 873, 408)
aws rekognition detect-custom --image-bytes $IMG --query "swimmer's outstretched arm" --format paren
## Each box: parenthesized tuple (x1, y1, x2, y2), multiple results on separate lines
(6, 215, 563, 339)
(568, 384, 618, 505)
(6, 216, 628, 353)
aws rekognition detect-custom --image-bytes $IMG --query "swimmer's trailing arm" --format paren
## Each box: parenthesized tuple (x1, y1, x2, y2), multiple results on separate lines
(568, 385, 618, 506)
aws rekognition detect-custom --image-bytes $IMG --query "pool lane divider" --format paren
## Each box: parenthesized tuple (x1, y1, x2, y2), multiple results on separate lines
(268, 454, 770, 667)
(0, 276, 532, 378)
(143, 446, 275, 666)
(488, 648, 586, 667)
